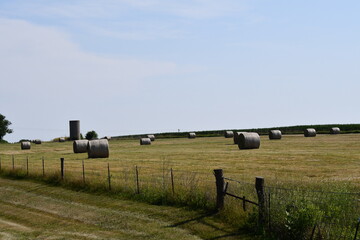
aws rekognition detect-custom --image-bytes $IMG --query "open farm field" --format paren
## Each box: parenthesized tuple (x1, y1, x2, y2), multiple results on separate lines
(1, 134, 360, 239)
(1, 134, 359, 187)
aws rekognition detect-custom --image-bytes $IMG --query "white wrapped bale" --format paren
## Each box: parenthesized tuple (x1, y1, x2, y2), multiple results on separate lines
(147, 135, 155, 141)
(59, 137, 65, 142)
(330, 127, 340, 134)
(21, 141, 31, 150)
(304, 128, 316, 137)
(188, 132, 196, 139)
(224, 131, 234, 138)
(140, 138, 151, 145)
(269, 130, 282, 140)
(88, 139, 109, 158)
(73, 140, 89, 153)
(238, 132, 260, 149)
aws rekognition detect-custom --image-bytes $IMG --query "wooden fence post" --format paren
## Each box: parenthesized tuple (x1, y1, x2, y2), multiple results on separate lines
(255, 176, 265, 232)
(82, 160, 85, 184)
(170, 168, 175, 195)
(60, 158, 64, 180)
(26, 156, 29, 176)
(354, 218, 360, 240)
(107, 163, 111, 191)
(0, 157, 2, 171)
(42, 157, 45, 177)
(12, 155, 14, 170)
(135, 166, 140, 194)
(214, 169, 225, 210)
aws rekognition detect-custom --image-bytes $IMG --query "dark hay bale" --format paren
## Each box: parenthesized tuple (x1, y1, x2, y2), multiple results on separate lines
(330, 127, 340, 134)
(233, 132, 246, 144)
(88, 139, 109, 158)
(140, 138, 151, 145)
(73, 140, 89, 153)
(34, 139, 42, 144)
(147, 135, 155, 141)
(224, 131, 234, 138)
(238, 132, 260, 149)
(188, 133, 196, 139)
(21, 141, 31, 150)
(269, 130, 282, 140)
(304, 128, 316, 137)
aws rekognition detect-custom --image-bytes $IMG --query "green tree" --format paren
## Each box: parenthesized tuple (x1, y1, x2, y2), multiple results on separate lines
(85, 130, 98, 140)
(0, 114, 13, 140)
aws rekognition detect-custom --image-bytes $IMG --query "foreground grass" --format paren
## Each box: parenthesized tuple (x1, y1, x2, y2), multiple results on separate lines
(0, 177, 257, 240)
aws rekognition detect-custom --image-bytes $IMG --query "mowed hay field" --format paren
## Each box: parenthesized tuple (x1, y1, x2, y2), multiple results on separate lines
(1, 134, 359, 187)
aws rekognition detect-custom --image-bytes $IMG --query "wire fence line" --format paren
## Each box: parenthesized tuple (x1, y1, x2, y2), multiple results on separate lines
(223, 174, 360, 240)
(0, 155, 359, 239)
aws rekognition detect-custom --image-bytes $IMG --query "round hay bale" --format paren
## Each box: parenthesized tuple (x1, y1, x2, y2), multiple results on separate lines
(73, 140, 89, 153)
(21, 141, 31, 150)
(238, 132, 260, 149)
(59, 137, 65, 142)
(88, 139, 109, 158)
(304, 128, 316, 137)
(330, 127, 340, 134)
(233, 132, 246, 144)
(140, 138, 151, 145)
(34, 139, 42, 144)
(224, 131, 234, 138)
(188, 132, 196, 139)
(147, 135, 155, 141)
(269, 130, 282, 140)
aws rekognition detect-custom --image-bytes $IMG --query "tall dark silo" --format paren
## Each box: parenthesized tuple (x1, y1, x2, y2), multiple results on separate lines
(69, 120, 80, 140)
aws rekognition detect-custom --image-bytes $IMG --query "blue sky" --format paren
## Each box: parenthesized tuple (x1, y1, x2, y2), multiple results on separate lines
(0, 0, 359, 142)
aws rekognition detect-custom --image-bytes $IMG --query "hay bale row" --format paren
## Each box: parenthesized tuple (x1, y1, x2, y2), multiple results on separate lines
(140, 138, 151, 145)
(188, 132, 196, 139)
(224, 131, 234, 138)
(238, 132, 260, 149)
(21, 141, 31, 150)
(269, 130, 282, 140)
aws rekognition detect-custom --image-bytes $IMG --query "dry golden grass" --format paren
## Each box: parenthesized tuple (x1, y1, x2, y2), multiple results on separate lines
(1, 134, 359, 188)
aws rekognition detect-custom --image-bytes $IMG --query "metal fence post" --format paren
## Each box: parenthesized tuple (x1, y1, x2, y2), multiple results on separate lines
(256, 176, 265, 232)
(60, 158, 64, 180)
(214, 169, 225, 210)
(354, 218, 360, 240)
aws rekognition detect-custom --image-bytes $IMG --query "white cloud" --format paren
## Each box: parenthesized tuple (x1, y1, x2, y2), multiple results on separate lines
(0, 18, 180, 98)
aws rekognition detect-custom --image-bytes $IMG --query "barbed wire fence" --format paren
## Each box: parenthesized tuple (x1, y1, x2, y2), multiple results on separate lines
(0, 155, 359, 239)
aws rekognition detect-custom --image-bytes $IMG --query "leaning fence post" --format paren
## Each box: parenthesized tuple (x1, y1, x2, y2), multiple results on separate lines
(214, 169, 225, 210)
(255, 177, 265, 232)
(354, 217, 360, 240)
(60, 158, 64, 180)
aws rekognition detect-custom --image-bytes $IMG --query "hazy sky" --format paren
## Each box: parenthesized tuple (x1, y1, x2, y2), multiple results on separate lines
(1, 0, 359, 142)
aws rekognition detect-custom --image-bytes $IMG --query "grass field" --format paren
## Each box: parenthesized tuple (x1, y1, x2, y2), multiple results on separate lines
(0, 177, 257, 240)
(0, 134, 359, 239)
